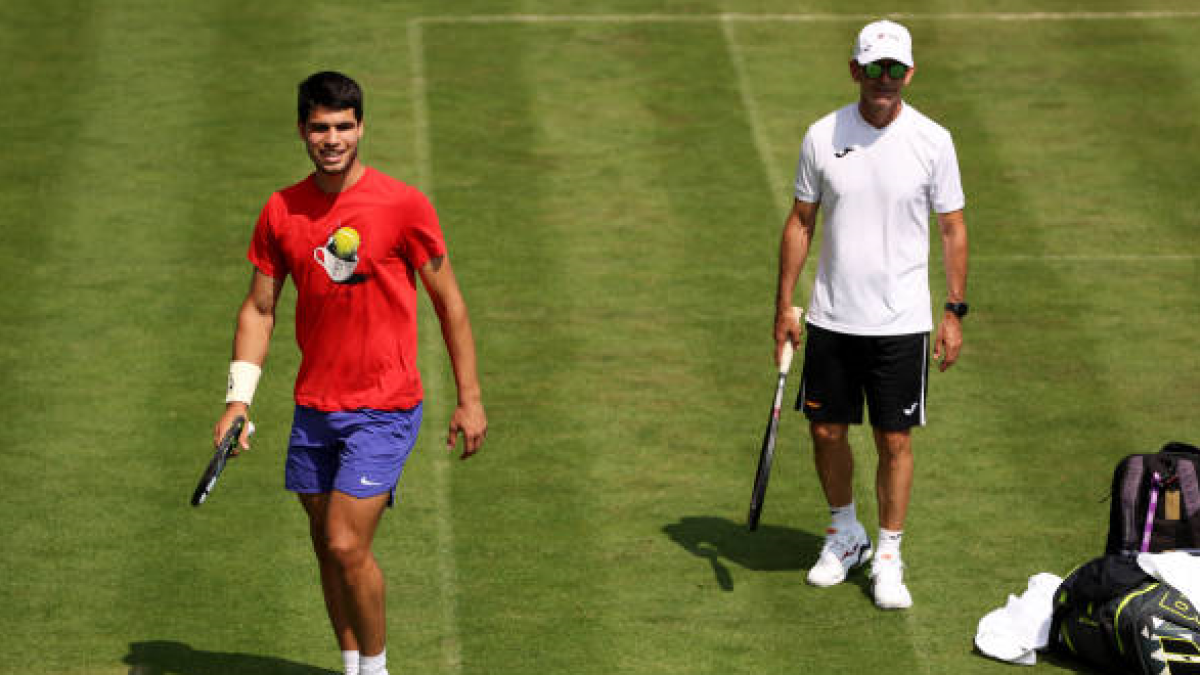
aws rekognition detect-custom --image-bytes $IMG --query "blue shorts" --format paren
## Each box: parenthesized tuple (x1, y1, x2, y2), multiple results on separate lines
(285, 404, 422, 499)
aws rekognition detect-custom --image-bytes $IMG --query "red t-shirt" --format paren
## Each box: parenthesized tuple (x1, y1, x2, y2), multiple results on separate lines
(248, 167, 446, 411)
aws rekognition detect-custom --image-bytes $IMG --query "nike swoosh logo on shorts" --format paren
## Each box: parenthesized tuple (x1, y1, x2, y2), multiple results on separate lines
(904, 402, 919, 415)
(360, 476, 383, 487)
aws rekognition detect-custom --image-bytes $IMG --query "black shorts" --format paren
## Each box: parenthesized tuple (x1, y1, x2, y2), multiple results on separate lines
(796, 324, 929, 431)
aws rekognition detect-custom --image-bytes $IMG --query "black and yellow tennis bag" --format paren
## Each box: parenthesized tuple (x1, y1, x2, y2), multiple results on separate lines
(1052, 555, 1200, 674)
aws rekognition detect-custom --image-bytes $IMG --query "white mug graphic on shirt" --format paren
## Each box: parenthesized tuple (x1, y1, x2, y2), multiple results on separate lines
(313, 244, 358, 283)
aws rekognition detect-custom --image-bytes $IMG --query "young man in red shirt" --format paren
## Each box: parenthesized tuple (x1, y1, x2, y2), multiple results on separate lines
(214, 71, 487, 675)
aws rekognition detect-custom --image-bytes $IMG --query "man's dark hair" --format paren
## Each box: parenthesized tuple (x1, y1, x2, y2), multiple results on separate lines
(297, 71, 363, 124)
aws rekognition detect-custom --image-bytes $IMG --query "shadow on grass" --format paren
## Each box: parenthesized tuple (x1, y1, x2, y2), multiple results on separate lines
(662, 516, 823, 591)
(123, 641, 335, 675)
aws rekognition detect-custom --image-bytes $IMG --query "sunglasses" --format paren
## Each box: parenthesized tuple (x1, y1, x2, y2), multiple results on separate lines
(862, 61, 909, 80)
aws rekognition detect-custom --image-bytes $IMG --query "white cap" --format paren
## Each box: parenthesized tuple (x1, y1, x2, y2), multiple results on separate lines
(853, 20, 913, 67)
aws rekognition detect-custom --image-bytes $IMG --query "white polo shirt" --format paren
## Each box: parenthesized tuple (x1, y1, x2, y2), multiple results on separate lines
(794, 102, 964, 336)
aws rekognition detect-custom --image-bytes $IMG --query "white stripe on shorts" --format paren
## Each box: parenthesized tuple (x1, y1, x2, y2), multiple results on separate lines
(920, 333, 929, 425)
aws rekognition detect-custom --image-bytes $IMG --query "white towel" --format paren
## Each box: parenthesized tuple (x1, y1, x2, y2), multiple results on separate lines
(975, 573, 1063, 666)
(1137, 551, 1200, 607)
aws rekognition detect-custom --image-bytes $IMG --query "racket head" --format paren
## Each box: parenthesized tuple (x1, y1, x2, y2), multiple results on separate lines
(191, 415, 245, 507)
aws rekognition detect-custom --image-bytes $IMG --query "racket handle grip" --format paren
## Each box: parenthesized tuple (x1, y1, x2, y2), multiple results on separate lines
(779, 340, 795, 374)
(778, 307, 802, 374)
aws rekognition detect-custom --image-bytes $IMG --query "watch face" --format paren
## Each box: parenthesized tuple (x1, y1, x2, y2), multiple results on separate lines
(946, 302, 969, 317)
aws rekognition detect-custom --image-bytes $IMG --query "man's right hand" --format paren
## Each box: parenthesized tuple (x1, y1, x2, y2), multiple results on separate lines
(774, 306, 804, 367)
(213, 403, 252, 456)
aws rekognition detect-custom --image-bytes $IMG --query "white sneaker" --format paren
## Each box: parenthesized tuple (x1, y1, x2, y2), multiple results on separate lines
(871, 552, 913, 609)
(806, 522, 873, 587)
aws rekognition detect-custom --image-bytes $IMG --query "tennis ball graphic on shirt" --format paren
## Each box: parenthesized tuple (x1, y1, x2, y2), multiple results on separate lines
(330, 227, 360, 260)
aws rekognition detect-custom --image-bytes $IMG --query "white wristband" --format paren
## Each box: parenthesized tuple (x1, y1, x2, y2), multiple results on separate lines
(226, 361, 262, 405)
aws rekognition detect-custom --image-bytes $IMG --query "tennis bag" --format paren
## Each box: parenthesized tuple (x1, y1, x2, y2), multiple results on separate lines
(1052, 555, 1200, 674)
(1106, 442, 1200, 555)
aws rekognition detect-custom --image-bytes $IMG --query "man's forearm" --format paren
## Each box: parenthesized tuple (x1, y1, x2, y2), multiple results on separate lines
(939, 210, 968, 303)
(232, 299, 275, 366)
(436, 296, 482, 404)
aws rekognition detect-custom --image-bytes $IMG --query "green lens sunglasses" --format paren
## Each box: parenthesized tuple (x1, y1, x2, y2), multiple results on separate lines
(863, 61, 909, 80)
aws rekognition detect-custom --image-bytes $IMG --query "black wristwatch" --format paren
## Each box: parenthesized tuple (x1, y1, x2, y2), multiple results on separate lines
(944, 302, 969, 319)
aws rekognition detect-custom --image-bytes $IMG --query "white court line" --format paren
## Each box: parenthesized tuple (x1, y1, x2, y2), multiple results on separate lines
(413, 10, 1200, 25)
(975, 254, 1199, 261)
(407, 19, 463, 675)
(720, 17, 789, 220)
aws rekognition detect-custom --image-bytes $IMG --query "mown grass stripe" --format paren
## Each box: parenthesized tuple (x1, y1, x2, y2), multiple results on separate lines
(0, 5, 109, 672)
(407, 17, 465, 675)
(3, 2, 217, 669)
(719, 17, 789, 218)
(422, 19, 605, 674)
(0, 3, 248, 670)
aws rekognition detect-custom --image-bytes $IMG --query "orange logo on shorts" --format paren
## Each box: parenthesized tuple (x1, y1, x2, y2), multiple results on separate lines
(804, 399, 823, 410)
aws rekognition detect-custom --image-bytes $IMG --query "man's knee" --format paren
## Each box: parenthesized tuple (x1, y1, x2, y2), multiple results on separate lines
(811, 422, 849, 448)
(323, 530, 371, 570)
(873, 428, 912, 460)
(303, 511, 370, 569)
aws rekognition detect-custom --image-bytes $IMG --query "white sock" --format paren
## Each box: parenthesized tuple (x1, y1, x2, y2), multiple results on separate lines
(360, 649, 388, 675)
(829, 502, 858, 529)
(342, 650, 360, 675)
(878, 528, 903, 556)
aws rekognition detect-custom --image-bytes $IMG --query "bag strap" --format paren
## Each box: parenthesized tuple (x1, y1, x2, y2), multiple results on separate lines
(1141, 472, 1163, 553)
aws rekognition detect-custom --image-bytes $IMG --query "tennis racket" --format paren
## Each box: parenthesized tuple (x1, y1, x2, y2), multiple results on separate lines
(191, 415, 253, 506)
(747, 307, 802, 531)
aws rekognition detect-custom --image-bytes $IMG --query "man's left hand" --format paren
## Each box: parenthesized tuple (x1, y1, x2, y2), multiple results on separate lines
(933, 315, 963, 372)
(448, 400, 488, 459)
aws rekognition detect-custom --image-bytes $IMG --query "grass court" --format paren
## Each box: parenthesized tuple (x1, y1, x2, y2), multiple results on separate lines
(2, 1, 1199, 673)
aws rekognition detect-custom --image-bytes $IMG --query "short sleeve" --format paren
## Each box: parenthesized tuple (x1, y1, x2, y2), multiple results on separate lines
(399, 188, 447, 269)
(930, 133, 966, 214)
(248, 194, 288, 279)
(793, 130, 822, 204)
